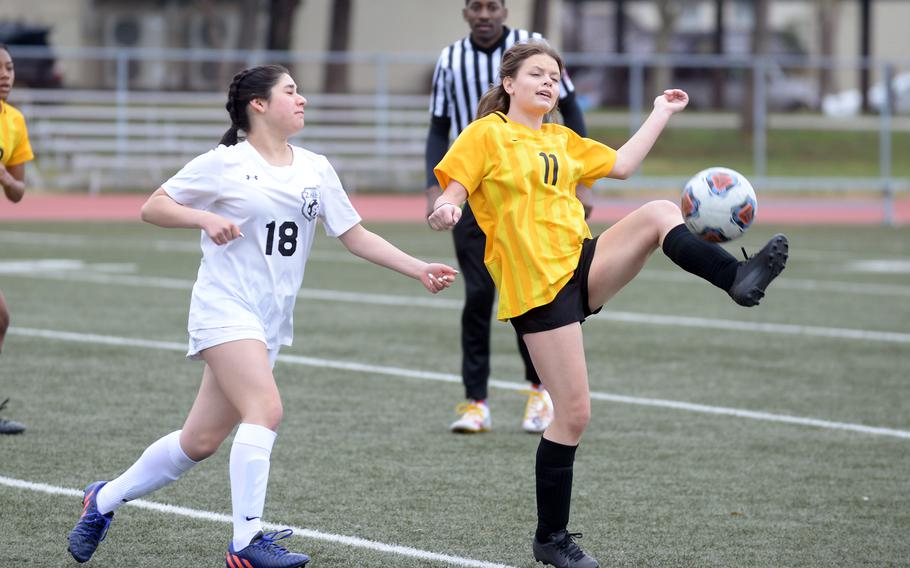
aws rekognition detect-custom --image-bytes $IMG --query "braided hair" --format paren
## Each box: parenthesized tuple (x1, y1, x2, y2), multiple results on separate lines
(220, 64, 290, 146)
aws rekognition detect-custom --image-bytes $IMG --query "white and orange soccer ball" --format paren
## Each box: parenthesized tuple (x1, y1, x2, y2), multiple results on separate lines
(681, 166, 757, 242)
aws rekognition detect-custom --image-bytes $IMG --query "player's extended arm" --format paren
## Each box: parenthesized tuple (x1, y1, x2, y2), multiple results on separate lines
(610, 89, 688, 180)
(338, 224, 457, 293)
(0, 163, 26, 203)
(427, 180, 468, 231)
(140, 187, 241, 245)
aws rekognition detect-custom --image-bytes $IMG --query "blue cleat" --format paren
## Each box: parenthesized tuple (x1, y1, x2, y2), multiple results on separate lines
(67, 481, 114, 563)
(226, 529, 310, 568)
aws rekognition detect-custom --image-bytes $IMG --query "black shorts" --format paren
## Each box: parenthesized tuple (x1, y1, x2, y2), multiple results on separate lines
(510, 236, 602, 336)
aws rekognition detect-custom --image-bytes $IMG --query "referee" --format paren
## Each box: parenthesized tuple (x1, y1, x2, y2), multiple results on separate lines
(425, 0, 592, 434)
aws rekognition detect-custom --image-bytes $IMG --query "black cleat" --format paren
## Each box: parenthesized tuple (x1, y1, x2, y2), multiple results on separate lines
(0, 398, 26, 434)
(533, 530, 600, 568)
(728, 233, 789, 307)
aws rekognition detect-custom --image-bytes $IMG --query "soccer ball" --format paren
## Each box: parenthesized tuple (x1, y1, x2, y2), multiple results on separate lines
(680, 167, 757, 242)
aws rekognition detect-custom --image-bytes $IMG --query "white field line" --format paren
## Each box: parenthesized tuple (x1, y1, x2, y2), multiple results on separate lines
(6, 269, 910, 344)
(2, 230, 904, 263)
(9, 326, 910, 440)
(6, 260, 909, 298)
(2, 227, 909, 296)
(0, 475, 516, 568)
(635, 268, 910, 297)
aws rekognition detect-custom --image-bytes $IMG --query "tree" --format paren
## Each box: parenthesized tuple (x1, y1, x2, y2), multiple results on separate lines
(740, 0, 769, 134)
(323, 0, 353, 93)
(531, 0, 550, 35)
(817, 0, 839, 102)
(651, 0, 681, 98)
(563, 0, 583, 54)
(609, 0, 628, 106)
(858, 0, 871, 112)
(266, 0, 301, 52)
(237, 0, 263, 53)
(711, 0, 727, 109)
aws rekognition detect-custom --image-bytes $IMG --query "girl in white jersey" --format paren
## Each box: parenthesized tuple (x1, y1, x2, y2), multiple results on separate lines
(68, 64, 457, 568)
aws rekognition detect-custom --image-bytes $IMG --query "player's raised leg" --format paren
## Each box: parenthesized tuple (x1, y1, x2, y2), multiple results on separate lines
(586, 200, 787, 309)
(586, 200, 683, 308)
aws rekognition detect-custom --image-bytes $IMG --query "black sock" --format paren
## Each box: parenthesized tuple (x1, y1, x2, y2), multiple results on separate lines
(662, 224, 739, 291)
(535, 437, 578, 542)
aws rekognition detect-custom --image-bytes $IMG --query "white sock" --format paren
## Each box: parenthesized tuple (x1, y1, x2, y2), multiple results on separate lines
(96, 430, 198, 514)
(230, 423, 276, 551)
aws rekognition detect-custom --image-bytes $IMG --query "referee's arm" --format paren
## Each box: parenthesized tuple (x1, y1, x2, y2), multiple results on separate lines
(559, 91, 594, 219)
(559, 91, 587, 138)
(425, 115, 451, 217)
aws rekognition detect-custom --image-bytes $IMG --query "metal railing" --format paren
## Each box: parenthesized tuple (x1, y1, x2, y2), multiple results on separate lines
(6, 46, 909, 222)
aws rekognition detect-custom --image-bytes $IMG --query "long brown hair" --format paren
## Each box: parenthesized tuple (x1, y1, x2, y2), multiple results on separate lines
(475, 40, 565, 120)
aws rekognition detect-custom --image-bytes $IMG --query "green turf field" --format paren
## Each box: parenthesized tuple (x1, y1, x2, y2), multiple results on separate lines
(1, 221, 908, 567)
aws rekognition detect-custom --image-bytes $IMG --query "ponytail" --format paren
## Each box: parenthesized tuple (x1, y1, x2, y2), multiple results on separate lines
(476, 84, 510, 120)
(219, 125, 240, 146)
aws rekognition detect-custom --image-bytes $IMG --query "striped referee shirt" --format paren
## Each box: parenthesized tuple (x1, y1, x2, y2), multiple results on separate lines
(428, 26, 577, 139)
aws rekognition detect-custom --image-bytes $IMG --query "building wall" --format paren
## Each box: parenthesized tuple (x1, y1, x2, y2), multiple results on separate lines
(0, 0, 91, 85)
(0, 0, 87, 46)
(0, 0, 906, 93)
(292, 0, 543, 93)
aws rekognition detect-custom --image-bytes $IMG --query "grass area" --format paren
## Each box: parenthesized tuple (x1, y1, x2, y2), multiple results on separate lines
(0, 221, 908, 567)
(588, 126, 910, 178)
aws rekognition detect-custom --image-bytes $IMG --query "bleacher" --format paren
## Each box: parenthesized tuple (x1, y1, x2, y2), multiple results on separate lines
(16, 88, 430, 193)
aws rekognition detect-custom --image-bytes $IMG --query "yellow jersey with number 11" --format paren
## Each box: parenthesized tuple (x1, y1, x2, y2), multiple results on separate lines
(435, 111, 617, 321)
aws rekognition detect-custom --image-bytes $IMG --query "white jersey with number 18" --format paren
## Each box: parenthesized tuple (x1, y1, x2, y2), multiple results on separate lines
(162, 140, 361, 350)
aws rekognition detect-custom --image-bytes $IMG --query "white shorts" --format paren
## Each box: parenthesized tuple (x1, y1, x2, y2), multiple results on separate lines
(187, 325, 279, 368)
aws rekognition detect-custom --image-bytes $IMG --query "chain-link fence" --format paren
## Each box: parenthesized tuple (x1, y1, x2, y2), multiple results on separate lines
(6, 45, 909, 222)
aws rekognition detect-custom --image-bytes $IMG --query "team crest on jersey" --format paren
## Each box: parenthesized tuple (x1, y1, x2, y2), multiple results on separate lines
(301, 187, 321, 221)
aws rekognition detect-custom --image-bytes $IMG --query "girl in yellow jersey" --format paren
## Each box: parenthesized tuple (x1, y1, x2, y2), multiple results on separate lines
(429, 41, 788, 568)
(0, 44, 33, 435)
(0, 44, 31, 206)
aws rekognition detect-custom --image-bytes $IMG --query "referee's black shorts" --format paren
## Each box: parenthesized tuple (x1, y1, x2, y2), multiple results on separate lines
(510, 236, 602, 336)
